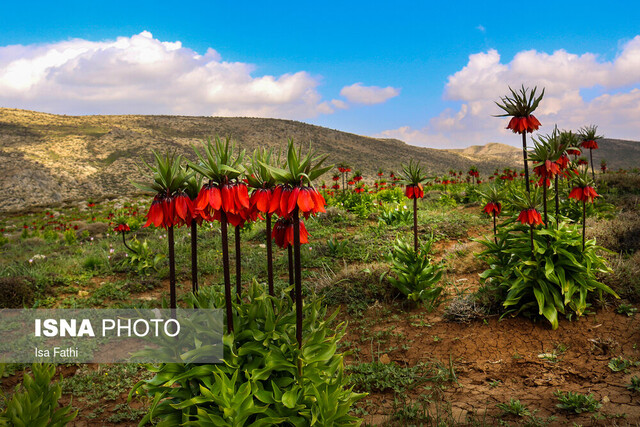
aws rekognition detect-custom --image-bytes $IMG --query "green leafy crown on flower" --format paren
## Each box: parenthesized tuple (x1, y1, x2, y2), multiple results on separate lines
(245, 148, 279, 189)
(476, 184, 502, 205)
(190, 136, 245, 183)
(508, 185, 543, 211)
(571, 167, 596, 189)
(529, 126, 564, 164)
(578, 125, 602, 142)
(400, 159, 429, 186)
(559, 130, 581, 154)
(132, 150, 191, 195)
(183, 166, 204, 200)
(494, 85, 545, 117)
(261, 139, 332, 186)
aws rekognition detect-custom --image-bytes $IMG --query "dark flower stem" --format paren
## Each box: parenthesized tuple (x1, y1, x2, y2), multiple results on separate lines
(235, 225, 242, 303)
(293, 207, 303, 349)
(543, 185, 548, 228)
(493, 213, 497, 244)
(529, 225, 534, 256)
(168, 226, 176, 310)
(589, 149, 595, 183)
(121, 231, 134, 253)
(190, 221, 198, 294)
(582, 200, 586, 251)
(288, 245, 294, 301)
(220, 211, 233, 333)
(413, 197, 418, 252)
(554, 175, 560, 230)
(266, 213, 274, 296)
(522, 132, 530, 193)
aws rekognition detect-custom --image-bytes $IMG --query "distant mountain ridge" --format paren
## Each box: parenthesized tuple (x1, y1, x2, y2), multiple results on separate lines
(0, 108, 638, 212)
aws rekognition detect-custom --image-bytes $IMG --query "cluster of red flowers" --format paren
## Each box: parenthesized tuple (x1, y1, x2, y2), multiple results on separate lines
(569, 186, 599, 203)
(271, 217, 309, 248)
(533, 160, 560, 187)
(483, 202, 501, 216)
(113, 224, 130, 233)
(517, 208, 544, 226)
(580, 140, 598, 150)
(404, 184, 424, 199)
(506, 116, 541, 134)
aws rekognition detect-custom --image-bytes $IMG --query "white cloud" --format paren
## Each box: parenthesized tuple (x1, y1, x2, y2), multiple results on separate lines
(0, 31, 332, 119)
(476, 25, 486, 33)
(331, 99, 348, 109)
(378, 36, 640, 148)
(340, 82, 400, 105)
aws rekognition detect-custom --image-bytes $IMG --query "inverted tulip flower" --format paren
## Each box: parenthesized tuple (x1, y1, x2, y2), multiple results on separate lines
(134, 151, 191, 309)
(478, 185, 502, 243)
(495, 85, 545, 193)
(510, 186, 544, 256)
(569, 169, 599, 250)
(246, 149, 279, 296)
(260, 139, 331, 349)
(190, 136, 246, 333)
(400, 159, 429, 252)
(113, 221, 133, 253)
(183, 173, 203, 294)
(579, 125, 603, 182)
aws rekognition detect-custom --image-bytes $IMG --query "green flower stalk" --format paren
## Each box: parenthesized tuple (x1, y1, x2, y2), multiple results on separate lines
(260, 139, 331, 348)
(133, 151, 191, 309)
(578, 125, 603, 183)
(190, 136, 247, 333)
(246, 149, 280, 297)
(399, 159, 429, 252)
(495, 85, 545, 193)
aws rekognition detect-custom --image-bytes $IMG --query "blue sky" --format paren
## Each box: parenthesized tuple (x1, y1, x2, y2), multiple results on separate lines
(1, 1, 640, 147)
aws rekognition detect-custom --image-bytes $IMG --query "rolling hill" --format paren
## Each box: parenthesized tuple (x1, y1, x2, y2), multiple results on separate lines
(0, 108, 638, 213)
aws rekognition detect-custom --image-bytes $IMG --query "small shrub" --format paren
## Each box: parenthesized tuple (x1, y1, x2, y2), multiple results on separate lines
(0, 276, 35, 308)
(477, 221, 617, 329)
(0, 363, 78, 426)
(496, 398, 531, 417)
(82, 255, 105, 272)
(132, 281, 365, 426)
(387, 238, 444, 307)
(62, 229, 77, 245)
(554, 390, 601, 414)
(347, 361, 429, 393)
(608, 356, 634, 372)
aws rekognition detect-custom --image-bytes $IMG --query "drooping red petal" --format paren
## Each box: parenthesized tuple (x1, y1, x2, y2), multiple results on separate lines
(297, 188, 314, 213)
(287, 187, 300, 215)
(311, 189, 326, 213)
(221, 185, 234, 213)
(235, 183, 250, 210)
(269, 186, 282, 214)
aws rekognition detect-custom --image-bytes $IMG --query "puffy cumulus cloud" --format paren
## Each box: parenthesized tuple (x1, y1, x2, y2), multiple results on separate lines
(339, 82, 400, 105)
(379, 36, 640, 148)
(0, 31, 333, 119)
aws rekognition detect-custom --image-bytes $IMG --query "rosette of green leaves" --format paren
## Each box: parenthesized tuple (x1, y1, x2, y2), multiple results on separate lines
(477, 221, 618, 329)
(0, 363, 78, 426)
(476, 184, 503, 207)
(399, 159, 428, 186)
(246, 148, 279, 189)
(260, 139, 332, 186)
(387, 238, 444, 306)
(494, 85, 544, 117)
(183, 166, 204, 200)
(578, 125, 603, 142)
(559, 130, 581, 155)
(190, 136, 245, 183)
(131, 280, 365, 426)
(529, 127, 563, 165)
(132, 150, 191, 194)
